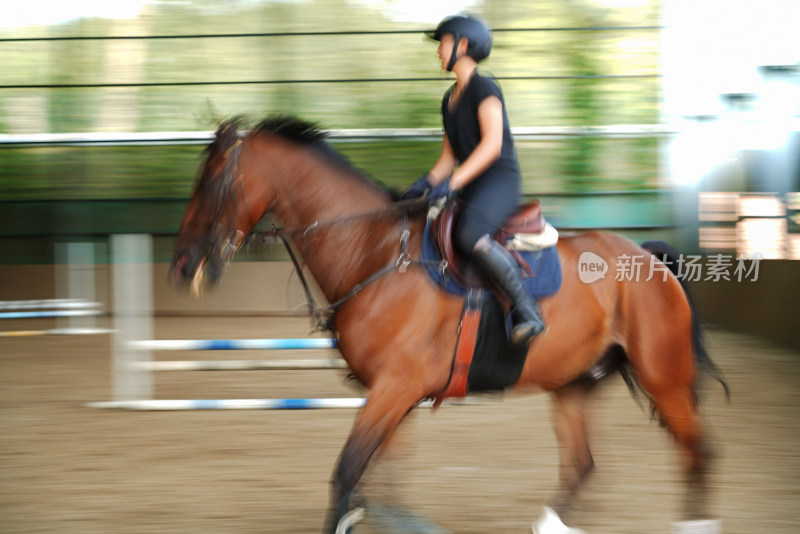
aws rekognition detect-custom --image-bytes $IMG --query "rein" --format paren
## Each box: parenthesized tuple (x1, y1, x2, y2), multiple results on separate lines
(259, 197, 425, 237)
(250, 198, 442, 332)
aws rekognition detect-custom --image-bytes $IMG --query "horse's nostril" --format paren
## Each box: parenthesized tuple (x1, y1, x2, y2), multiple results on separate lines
(182, 258, 194, 278)
(171, 254, 189, 282)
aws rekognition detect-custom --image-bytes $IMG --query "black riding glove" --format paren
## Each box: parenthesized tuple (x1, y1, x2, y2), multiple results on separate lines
(399, 173, 432, 200)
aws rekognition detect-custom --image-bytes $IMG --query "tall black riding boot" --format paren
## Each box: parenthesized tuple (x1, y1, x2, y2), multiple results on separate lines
(471, 235, 545, 346)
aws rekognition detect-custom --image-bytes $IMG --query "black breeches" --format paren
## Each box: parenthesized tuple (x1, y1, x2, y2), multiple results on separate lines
(454, 172, 521, 256)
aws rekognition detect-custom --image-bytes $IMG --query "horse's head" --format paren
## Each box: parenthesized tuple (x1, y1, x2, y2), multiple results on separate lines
(170, 120, 267, 295)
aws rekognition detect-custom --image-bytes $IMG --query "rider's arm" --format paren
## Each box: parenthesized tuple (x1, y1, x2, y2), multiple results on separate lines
(428, 133, 457, 185)
(449, 95, 503, 191)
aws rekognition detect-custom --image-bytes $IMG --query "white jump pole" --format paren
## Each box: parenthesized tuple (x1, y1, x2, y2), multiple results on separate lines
(96, 235, 482, 412)
(130, 358, 348, 371)
(0, 298, 109, 336)
(111, 234, 153, 402)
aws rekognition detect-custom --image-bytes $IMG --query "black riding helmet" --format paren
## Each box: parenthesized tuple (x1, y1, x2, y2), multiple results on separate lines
(426, 14, 492, 72)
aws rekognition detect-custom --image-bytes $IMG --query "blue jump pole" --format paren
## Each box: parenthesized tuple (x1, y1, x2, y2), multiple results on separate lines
(85, 397, 484, 411)
(86, 398, 367, 410)
(0, 310, 101, 319)
(130, 338, 338, 351)
(0, 299, 96, 311)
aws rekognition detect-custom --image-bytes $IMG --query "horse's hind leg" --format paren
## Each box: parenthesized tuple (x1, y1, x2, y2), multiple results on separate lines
(649, 379, 714, 521)
(633, 338, 716, 526)
(323, 382, 422, 534)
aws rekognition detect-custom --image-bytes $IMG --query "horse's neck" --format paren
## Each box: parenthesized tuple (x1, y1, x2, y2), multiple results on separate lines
(261, 140, 400, 302)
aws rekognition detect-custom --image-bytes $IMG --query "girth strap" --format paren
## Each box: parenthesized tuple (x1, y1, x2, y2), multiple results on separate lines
(433, 289, 483, 407)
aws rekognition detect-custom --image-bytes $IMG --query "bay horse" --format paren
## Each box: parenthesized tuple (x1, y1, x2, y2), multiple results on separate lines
(170, 117, 726, 534)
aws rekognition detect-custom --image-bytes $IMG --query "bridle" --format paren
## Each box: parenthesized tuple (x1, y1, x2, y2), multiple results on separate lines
(197, 133, 253, 268)
(201, 129, 444, 332)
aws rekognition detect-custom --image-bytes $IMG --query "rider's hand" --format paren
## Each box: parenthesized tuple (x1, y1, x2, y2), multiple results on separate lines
(399, 173, 432, 200)
(427, 178, 452, 206)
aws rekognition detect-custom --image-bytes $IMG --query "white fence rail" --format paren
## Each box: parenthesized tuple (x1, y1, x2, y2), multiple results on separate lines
(0, 125, 677, 147)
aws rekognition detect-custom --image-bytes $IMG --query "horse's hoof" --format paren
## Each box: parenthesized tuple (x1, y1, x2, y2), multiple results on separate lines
(531, 506, 586, 534)
(671, 519, 722, 534)
(335, 507, 365, 534)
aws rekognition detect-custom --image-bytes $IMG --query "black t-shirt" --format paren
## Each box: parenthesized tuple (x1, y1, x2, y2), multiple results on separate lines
(441, 72, 520, 175)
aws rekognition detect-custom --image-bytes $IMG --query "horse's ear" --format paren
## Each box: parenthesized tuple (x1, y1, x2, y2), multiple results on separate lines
(215, 120, 231, 138)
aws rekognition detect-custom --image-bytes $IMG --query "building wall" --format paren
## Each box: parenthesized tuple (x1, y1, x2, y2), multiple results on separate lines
(2, 260, 797, 351)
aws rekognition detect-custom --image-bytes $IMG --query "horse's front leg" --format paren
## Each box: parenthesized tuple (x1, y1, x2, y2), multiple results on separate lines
(323, 382, 422, 534)
(532, 381, 595, 534)
(552, 381, 595, 514)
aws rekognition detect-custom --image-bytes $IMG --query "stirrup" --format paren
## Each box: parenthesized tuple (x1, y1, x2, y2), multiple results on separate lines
(510, 307, 546, 346)
(335, 507, 365, 534)
(511, 321, 544, 346)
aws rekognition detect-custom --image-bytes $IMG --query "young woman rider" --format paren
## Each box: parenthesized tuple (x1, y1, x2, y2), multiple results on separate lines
(402, 14, 545, 346)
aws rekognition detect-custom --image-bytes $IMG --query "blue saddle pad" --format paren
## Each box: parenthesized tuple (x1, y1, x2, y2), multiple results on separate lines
(421, 219, 562, 298)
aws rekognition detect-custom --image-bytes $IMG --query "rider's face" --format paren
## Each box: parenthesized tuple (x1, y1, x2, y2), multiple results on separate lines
(437, 33, 455, 70)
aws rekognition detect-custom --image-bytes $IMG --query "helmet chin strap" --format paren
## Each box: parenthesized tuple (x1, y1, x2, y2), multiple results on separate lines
(446, 34, 460, 72)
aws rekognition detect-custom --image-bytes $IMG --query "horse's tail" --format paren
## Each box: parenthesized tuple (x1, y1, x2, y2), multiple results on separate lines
(640, 240, 730, 400)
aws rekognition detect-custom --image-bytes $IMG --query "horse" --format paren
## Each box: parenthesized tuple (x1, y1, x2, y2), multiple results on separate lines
(170, 117, 726, 534)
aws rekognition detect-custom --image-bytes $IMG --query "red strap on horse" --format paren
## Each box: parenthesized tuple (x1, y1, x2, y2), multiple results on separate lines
(433, 290, 482, 407)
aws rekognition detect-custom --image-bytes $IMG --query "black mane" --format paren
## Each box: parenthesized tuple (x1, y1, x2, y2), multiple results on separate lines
(253, 115, 375, 184)
(253, 115, 328, 144)
(242, 114, 398, 199)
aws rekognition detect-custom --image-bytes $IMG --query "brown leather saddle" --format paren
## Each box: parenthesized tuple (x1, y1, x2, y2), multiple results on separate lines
(432, 199, 545, 288)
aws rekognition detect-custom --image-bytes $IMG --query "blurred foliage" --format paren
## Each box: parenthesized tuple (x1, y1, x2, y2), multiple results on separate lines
(0, 136, 659, 200)
(560, 0, 603, 191)
(0, 0, 662, 202)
